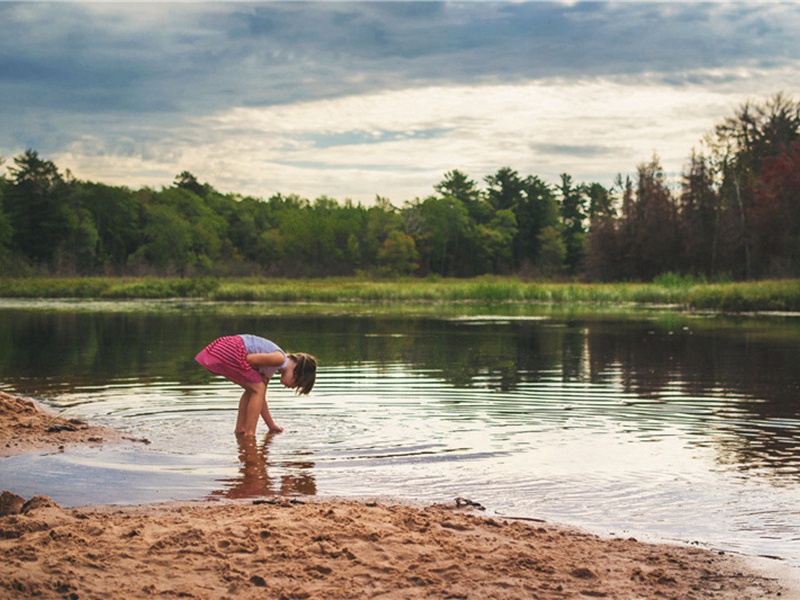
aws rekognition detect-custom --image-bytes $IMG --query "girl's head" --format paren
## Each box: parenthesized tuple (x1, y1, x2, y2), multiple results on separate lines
(280, 352, 317, 395)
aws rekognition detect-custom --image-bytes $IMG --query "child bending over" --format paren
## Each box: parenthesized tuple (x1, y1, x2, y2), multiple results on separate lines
(196, 334, 316, 435)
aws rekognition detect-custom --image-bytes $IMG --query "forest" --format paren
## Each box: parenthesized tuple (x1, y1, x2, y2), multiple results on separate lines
(0, 94, 798, 281)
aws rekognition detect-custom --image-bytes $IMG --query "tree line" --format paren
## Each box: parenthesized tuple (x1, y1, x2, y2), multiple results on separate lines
(0, 93, 797, 281)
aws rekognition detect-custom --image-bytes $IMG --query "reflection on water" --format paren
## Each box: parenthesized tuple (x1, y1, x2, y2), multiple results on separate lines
(0, 303, 799, 564)
(209, 434, 317, 499)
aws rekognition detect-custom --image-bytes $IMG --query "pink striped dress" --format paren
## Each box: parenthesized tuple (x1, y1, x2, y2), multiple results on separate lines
(195, 335, 265, 385)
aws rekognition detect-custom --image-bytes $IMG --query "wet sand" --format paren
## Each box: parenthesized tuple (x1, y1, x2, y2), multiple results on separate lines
(0, 392, 796, 599)
(0, 391, 148, 457)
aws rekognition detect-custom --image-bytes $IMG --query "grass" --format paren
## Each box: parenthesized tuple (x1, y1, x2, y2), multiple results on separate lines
(0, 276, 797, 312)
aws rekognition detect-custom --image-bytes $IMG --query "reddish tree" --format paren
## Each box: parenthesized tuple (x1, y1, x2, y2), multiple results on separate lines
(752, 140, 800, 277)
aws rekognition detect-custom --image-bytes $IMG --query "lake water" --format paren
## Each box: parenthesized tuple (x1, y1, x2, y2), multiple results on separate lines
(1, 300, 799, 564)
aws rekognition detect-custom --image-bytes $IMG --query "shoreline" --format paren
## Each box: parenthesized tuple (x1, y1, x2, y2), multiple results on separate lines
(1, 276, 798, 313)
(3, 494, 797, 600)
(1, 392, 799, 599)
(0, 391, 150, 458)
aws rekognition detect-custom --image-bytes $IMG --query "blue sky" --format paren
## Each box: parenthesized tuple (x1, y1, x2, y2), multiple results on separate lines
(1, 1, 799, 202)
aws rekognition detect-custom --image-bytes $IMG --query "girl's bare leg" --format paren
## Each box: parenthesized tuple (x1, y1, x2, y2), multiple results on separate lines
(235, 390, 249, 434)
(243, 389, 266, 436)
(235, 381, 267, 436)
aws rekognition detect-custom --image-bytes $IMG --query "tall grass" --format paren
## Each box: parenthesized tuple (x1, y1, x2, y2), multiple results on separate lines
(0, 276, 797, 312)
(0, 277, 220, 299)
(688, 280, 800, 312)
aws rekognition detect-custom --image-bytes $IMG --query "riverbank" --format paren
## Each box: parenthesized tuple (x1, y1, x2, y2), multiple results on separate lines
(0, 392, 149, 458)
(1, 392, 798, 599)
(3, 494, 794, 600)
(1, 276, 798, 312)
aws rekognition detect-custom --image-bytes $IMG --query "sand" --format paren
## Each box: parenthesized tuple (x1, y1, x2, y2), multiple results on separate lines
(1, 391, 797, 599)
(0, 391, 149, 457)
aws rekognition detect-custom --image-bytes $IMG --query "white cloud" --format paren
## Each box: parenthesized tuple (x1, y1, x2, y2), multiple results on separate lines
(54, 64, 799, 203)
(2, 2, 795, 203)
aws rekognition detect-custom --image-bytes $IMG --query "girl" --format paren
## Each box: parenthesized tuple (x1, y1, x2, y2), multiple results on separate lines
(195, 334, 317, 436)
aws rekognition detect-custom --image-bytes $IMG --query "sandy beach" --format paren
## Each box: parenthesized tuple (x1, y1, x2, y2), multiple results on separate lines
(0, 391, 149, 458)
(1, 391, 797, 599)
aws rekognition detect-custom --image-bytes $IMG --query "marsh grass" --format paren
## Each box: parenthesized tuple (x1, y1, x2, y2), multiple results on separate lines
(0, 276, 797, 312)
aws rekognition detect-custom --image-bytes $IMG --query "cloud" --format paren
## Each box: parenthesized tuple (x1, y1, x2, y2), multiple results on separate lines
(1, 2, 799, 201)
(530, 143, 623, 159)
(55, 75, 794, 202)
(3, 3, 797, 118)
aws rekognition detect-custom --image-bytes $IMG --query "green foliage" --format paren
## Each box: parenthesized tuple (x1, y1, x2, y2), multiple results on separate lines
(689, 280, 800, 312)
(652, 272, 707, 288)
(408, 194, 470, 276)
(536, 225, 567, 276)
(75, 182, 140, 270)
(377, 230, 418, 275)
(477, 169, 562, 272)
(101, 277, 220, 299)
(0, 277, 114, 298)
(704, 93, 800, 279)
(0, 94, 797, 282)
(558, 173, 587, 273)
(0, 180, 12, 262)
(5, 150, 71, 265)
(1, 276, 796, 312)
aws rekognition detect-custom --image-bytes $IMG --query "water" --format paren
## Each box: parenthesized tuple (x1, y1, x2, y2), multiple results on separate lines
(1, 301, 799, 564)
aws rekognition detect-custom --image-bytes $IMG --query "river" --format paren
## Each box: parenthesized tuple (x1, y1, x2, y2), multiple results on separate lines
(1, 300, 799, 564)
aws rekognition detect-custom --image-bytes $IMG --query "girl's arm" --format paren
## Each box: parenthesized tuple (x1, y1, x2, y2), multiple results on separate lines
(260, 397, 283, 433)
(246, 351, 286, 433)
(246, 350, 286, 368)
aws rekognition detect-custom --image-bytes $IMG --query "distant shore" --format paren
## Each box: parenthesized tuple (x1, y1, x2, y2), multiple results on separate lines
(1, 276, 799, 313)
(1, 391, 798, 599)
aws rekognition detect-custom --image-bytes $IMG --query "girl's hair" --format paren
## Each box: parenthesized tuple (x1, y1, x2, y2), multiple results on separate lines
(289, 352, 317, 395)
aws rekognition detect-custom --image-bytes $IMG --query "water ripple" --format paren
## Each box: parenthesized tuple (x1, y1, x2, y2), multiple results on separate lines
(4, 333, 800, 564)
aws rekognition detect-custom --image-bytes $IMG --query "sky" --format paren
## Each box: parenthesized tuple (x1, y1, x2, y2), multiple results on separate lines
(1, 1, 799, 204)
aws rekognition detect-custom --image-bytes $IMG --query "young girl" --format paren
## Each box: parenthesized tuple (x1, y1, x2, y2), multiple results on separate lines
(195, 334, 317, 436)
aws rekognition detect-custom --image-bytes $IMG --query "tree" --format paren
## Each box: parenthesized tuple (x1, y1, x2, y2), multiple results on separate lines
(4, 150, 70, 265)
(58, 204, 99, 274)
(516, 176, 559, 273)
(485, 167, 525, 212)
(435, 170, 511, 275)
(377, 230, 418, 275)
(75, 182, 140, 271)
(586, 211, 620, 281)
(209, 193, 277, 268)
(364, 197, 403, 272)
(470, 209, 518, 274)
(713, 93, 800, 173)
(751, 139, 800, 276)
(407, 196, 469, 276)
(633, 156, 680, 280)
(435, 169, 490, 221)
(586, 182, 614, 221)
(128, 186, 226, 275)
(537, 225, 567, 277)
(585, 181, 620, 281)
(485, 168, 560, 272)
(708, 93, 800, 278)
(0, 169, 12, 265)
(174, 171, 213, 198)
(130, 202, 194, 274)
(679, 151, 719, 277)
(558, 173, 587, 274)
